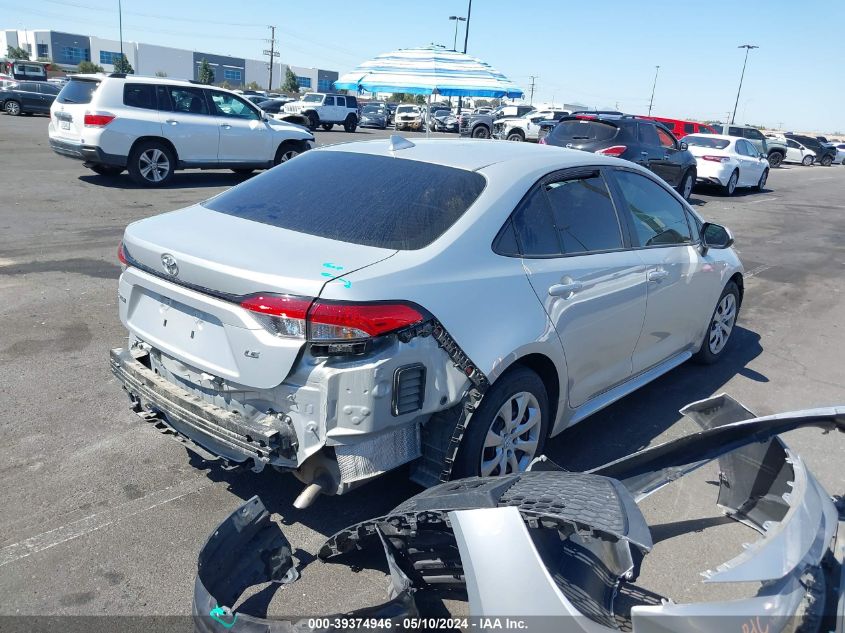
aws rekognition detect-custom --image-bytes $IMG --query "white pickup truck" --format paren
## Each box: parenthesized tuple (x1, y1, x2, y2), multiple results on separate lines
(492, 109, 570, 142)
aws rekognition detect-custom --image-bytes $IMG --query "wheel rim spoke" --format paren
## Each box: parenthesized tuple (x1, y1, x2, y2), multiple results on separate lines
(484, 430, 503, 448)
(479, 391, 542, 476)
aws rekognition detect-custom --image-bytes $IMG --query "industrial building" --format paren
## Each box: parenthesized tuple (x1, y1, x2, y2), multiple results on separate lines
(0, 29, 338, 91)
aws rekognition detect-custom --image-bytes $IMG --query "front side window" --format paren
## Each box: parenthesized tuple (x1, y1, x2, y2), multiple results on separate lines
(169, 87, 209, 115)
(786, 139, 799, 149)
(614, 170, 692, 247)
(209, 91, 259, 119)
(302, 93, 322, 103)
(323, 96, 335, 106)
(544, 174, 623, 254)
(728, 126, 743, 137)
(743, 128, 764, 140)
(656, 127, 676, 148)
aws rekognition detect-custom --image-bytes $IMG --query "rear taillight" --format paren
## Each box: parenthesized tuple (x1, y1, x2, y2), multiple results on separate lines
(701, 155, 730, 163)
(84, 112, 115, 127)
(538, 136, 547, 145)
(239, 294, 425, 342)
(117, 240, 128, 271)
(595, 145, 627, 157)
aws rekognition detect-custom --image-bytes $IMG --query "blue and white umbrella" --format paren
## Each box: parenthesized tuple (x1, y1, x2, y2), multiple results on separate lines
(334, 46, 523, 98)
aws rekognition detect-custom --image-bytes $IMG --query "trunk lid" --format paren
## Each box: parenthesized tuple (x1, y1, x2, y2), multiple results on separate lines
(50, 77, 102, 142)
(120, 204, 396, 388)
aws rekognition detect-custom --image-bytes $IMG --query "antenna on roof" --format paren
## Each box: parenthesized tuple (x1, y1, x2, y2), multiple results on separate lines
(388, 135, 415, 152)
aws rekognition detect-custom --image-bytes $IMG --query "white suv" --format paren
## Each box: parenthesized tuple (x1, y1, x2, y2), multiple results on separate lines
(48, 74, 315, 187)
(282, 92, 359, 132)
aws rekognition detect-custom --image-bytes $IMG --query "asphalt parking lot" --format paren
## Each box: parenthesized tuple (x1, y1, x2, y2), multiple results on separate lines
(1, 113, 844, 619)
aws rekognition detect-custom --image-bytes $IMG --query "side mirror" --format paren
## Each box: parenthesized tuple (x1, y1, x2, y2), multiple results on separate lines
(701, 222, 734, 250)
(759, 153, 766, 159)
(679, 141, 689, 150)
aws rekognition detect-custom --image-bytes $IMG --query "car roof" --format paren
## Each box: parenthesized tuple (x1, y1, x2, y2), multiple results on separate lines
(685, 133, 735, 141)
(317, 138, 623, 172)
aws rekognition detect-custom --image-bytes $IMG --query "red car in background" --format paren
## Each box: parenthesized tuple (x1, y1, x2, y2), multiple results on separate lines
(642, 116, 716, 138)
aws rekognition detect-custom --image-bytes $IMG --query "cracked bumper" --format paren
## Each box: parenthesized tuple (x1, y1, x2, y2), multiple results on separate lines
(110, 347, 298, 471)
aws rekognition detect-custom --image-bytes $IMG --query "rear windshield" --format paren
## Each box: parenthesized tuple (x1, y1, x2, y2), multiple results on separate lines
(551, 120, 618, 142)
(57, 79, 100, 104)
(684, 136, 730, 149)
(202, 151, 487, 250)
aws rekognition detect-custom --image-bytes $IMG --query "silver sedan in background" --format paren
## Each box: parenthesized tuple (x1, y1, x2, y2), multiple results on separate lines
(110, 137, 744, 506)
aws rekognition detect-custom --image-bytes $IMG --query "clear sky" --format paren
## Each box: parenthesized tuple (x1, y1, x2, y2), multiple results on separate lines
(2, 0, 842, 132)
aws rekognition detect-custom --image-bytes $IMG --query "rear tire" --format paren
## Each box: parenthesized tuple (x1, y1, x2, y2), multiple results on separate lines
(127, 141, 175, 187)
(451, 367, 550, 479)
(693, 281, 740, 364)
(722, 170, 738, 196)
(755, 168, 768, 191)
(4, 100, 21, 116)
(801, 155, 814, 166)
(767, 151, 783, 168)
(472, 125, 490, 139)
(89, 164, 124, 176)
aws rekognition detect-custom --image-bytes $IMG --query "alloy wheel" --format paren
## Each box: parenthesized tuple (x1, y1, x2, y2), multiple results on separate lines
(278, 149, 299, 163)
(138, 149, 170, 183)
(708, 293, 736, 355)
(727, 172, 737, 194)
(5, 101, 20, 115)
(479, 391, 541, 476)
(682, 173, 693, 199)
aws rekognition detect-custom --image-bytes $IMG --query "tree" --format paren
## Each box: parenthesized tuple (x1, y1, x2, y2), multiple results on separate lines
(197, 58, 214, 84)
(6, 45, 30, 60)
(112, 55, 134, 74)
(78, 61, 105, 73)
(245, 80, 261, 91)
(155, 70, 168, 77)
(390, 92, 407, 103)
(282, 67, 299, 94)
(413, 94, 426, 105)
(218, 80, 232, 90)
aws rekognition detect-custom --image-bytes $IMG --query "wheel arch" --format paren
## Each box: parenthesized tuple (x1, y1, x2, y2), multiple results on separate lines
(129, 136, 179, 164)
(729, 272, 744, 309)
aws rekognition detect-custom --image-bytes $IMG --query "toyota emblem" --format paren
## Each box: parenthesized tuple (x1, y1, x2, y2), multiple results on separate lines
(161, 253, 179, 277)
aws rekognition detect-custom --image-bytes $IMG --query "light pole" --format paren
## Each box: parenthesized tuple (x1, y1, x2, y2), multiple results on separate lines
(731, 44, 758, 124)
(118, 0, 124, 64)
(647, 65, 659, 116)
(448, 16, 466, 51)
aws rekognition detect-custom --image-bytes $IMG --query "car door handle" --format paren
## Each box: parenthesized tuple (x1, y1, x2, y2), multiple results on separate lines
(663, 154, 670, 160)
(648, 269, 669, 283)
(548, 281, 583, 297)
(164, 119, 178, 125)
(220, 124, 232, 129)
(640, 151, 649, 157)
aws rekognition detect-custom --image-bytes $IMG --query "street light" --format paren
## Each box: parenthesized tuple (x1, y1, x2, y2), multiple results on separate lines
(731, 44, 758, 124)
(448, 15, 466, 51)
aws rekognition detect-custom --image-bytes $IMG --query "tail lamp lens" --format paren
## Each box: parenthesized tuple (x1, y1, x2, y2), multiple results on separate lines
(595, 145, 627, 157)
(701, 155, 730, 162)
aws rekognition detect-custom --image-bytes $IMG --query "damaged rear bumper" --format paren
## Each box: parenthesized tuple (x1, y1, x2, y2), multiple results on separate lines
(110, 347, 298, 471)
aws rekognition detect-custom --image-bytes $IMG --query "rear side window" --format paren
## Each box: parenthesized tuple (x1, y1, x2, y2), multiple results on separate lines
(684, 123, 695, 133)
(614, 171, 692, 247)
(551, 120, 617, 142)
(346, 96, 357, 108)
(123, 83, 157, 110)
(57, 79, 100, 104)
(544, 174, 622, 254)
(169, 87, 208, 115)
(202, 151, 486, 250)
(728, 126, 743, 137)
(637, 123, 660, 146)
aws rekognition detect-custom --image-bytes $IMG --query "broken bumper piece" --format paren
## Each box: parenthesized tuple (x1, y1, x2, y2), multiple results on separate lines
(193, 395, 845, 632)
(193, 496, 417, 633)
(110, 347, 298, 472)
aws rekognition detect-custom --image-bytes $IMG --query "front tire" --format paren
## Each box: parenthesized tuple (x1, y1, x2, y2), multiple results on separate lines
(506, 130, 525, 142)
(127, 141, 175, 187)
(451, 367, 549, 479)
(4, 100, 21, 116)
(693, 281, 740, 364)
(820, 155, 832, 167)
(343, 115, 357, 132)
(273, 141, 302, 166)
(722, 170, 738, 196)
(306, 112, 319, 131)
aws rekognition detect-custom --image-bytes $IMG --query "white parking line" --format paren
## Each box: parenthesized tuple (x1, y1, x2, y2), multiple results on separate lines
(742, 196, 779, 205)
(0, 476, 212, 568)
(745, 264, 771, 278)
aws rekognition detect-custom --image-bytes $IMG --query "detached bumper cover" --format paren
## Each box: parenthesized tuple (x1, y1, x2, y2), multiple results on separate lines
(193, 496, 417, 633)
(110, 347, 297, 470)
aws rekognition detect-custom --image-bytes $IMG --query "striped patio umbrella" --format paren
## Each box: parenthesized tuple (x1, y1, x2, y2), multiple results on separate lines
(335, 46, 523, 135)
(334, 46, 524, 98)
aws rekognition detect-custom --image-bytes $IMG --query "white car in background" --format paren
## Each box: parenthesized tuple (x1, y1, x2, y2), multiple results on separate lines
(48, 75, 315, 186)
(784, 138, 816, 166)
(831, 142, 845, 164)
(683, 133, 769, 195)
(394, 104, 424, 131)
